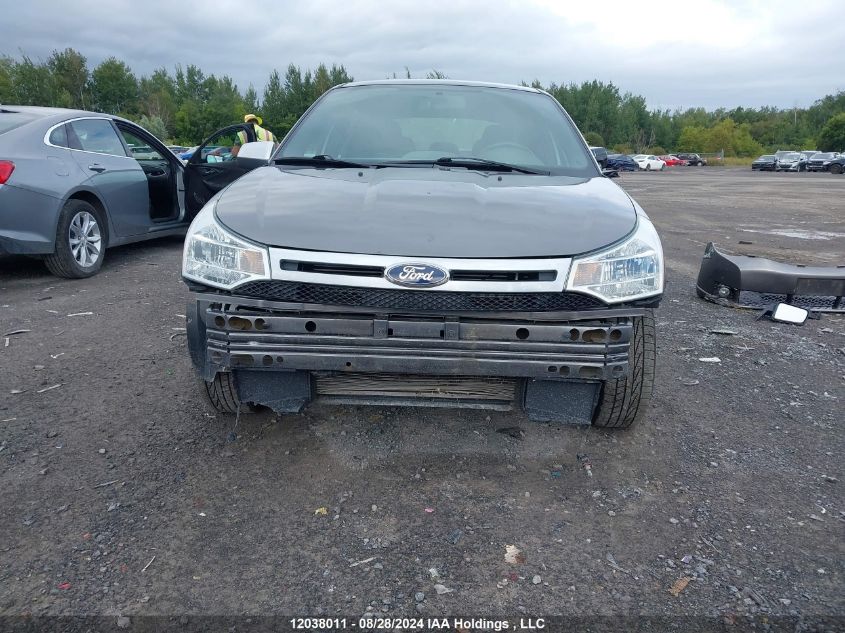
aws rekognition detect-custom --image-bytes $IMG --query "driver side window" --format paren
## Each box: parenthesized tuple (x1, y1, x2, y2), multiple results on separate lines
(120, 129, 164, 161)
(196, 129, 242, 164)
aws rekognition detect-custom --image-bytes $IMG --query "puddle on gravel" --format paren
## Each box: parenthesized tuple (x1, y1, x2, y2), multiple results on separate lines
(739, 228, 845, 240)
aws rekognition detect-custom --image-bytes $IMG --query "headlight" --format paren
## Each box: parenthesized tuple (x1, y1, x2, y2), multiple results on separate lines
(182, 203, 270, 289)
(565, 216, 664, 303)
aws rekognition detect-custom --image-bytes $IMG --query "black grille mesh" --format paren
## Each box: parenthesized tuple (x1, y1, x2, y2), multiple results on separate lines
(232, 280, 604, 312)
(739, 291, 844, 311)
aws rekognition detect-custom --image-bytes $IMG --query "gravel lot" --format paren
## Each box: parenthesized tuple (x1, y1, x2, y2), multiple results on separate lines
(1, 168, 843, 630)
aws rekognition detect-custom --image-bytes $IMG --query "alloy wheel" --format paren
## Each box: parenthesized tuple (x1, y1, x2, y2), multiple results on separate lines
(68, 211, 102, 268)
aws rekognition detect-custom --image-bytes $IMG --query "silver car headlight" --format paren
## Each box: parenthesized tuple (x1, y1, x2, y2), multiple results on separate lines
(565, 217, 664, 303)
(182, 203, 270, 289)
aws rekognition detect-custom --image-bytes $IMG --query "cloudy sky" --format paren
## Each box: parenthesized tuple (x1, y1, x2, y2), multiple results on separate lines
(3, 0, 842, 110)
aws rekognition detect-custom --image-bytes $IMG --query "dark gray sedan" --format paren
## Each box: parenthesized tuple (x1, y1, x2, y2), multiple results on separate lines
(181, 80, 665, 428)
(0, 106, 269, 277)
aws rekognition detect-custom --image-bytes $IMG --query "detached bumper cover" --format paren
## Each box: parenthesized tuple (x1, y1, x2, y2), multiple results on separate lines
(696, 242, 845, 312)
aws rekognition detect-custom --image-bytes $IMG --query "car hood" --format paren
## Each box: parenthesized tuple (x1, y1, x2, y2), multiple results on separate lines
(213, 166, 638, 258)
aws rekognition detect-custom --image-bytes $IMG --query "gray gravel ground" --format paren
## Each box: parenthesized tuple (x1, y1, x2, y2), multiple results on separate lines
(0, 168, 843, 631)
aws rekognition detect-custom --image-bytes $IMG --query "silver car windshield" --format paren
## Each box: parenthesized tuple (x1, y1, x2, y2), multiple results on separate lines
(278, 84, 598, 177)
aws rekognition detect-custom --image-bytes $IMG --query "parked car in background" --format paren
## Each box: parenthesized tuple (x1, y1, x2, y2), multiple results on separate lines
(182, 80, 664, 428)
(776, 152, 807, 172)
(606, 153, 639, 171)
(676, 152, 707, 166)
(751, 155, 778, 171)
(807, 152, 839, 172)
(128, 145, 160, 160)
(659, 155, 685, 167)
(632, 154, 666, 171)
(178, 146, 199, 160)
(589, 146, 608, 168)
(0, 105, 270, 277)
(800, 150, 819, 161)
(826, 154, 845, 174)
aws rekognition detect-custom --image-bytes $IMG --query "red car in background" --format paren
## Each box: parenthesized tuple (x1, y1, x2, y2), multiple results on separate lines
(659, 155, 687, 166)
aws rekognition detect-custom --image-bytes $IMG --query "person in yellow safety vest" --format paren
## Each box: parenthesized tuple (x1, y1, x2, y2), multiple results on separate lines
(232, 114, 276, 155)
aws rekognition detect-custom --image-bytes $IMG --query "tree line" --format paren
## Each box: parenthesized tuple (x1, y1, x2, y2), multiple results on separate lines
(1, 48, 844, 154)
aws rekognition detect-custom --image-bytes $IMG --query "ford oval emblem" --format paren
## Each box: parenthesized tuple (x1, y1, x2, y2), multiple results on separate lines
(385, 263, 449, 288)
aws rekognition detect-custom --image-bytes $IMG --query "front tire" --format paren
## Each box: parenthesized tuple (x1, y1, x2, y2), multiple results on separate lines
(645, 164, 651, 171)
(593, 310, 656, 429)
(44, 200, 106, 278)
(831, 164, 843, 175)
(204, 372, 240, 413)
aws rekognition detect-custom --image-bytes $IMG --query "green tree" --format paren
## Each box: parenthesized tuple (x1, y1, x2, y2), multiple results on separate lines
(138, 114, 167, 140)
(329, 64, 353, 85)
(312, 63, 332, 99)
(11, 55, 54, 105)
(90, 57, 137, 114)
(732, 122, 763, 157)
(0, 56, 14, 103)
(175, 64, 207, 104)
(139, 68, 177, 132)
(203, 75, 246, 133)
(583, 131, 604, 146)
(676, 125, 708, 152)
(243, 84, 259, 113)
(262, 69, 287, 135)
(48, 48, 89, 109)
(817, 113, 845, 151)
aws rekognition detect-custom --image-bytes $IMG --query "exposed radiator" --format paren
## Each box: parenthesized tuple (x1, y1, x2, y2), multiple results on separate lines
(315, 373, 517, 404)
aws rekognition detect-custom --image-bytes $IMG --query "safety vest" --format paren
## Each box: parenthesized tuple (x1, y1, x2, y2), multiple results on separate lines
(238, 124, 275, 144)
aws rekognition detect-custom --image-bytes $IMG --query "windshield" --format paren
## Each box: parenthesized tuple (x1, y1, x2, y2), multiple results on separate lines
(0, 110, 40, 135)
(813, 153, 834, 159)
(781, 153, 800, 160)
(278, 84, 597, 177)
(758, 155, 775, 160)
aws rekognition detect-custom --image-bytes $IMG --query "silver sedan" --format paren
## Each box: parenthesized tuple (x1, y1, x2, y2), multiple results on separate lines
(0, 106, 266, 277)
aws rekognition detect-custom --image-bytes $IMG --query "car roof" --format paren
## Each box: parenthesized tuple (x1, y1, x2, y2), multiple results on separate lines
(335, 79, 544, 94)
(1, 104, 119, 126)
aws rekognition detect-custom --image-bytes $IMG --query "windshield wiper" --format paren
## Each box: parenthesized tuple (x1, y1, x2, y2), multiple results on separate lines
(387, 156, 548, 175)
(274, 154, 374, 168)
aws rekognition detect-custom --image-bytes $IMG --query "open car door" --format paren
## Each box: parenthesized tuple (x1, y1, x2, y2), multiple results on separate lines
(184, 124, 258, 218)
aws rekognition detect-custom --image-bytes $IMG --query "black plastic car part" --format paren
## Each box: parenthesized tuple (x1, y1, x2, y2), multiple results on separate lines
(696, 242, 845, 313)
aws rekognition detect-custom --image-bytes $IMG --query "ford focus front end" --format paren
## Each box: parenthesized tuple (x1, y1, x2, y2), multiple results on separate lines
(182, 81, 664, 429)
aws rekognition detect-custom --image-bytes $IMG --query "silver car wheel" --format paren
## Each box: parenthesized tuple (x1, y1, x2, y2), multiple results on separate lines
(68, 211, 102, 268)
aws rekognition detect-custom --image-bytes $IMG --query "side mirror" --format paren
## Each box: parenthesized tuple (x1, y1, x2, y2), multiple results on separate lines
(236, 141, 276, 162)
(771, 303, 809, 325)
(602, 168, 619, 178)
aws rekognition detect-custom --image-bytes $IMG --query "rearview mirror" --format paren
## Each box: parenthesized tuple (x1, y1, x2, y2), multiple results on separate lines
(771, 303, 809, 325)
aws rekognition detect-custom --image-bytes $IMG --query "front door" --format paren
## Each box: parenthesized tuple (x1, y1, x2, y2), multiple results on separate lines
(116, 123, 182, 223)
(66, 118, 151, 237)
(184, 124, 256, 217)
